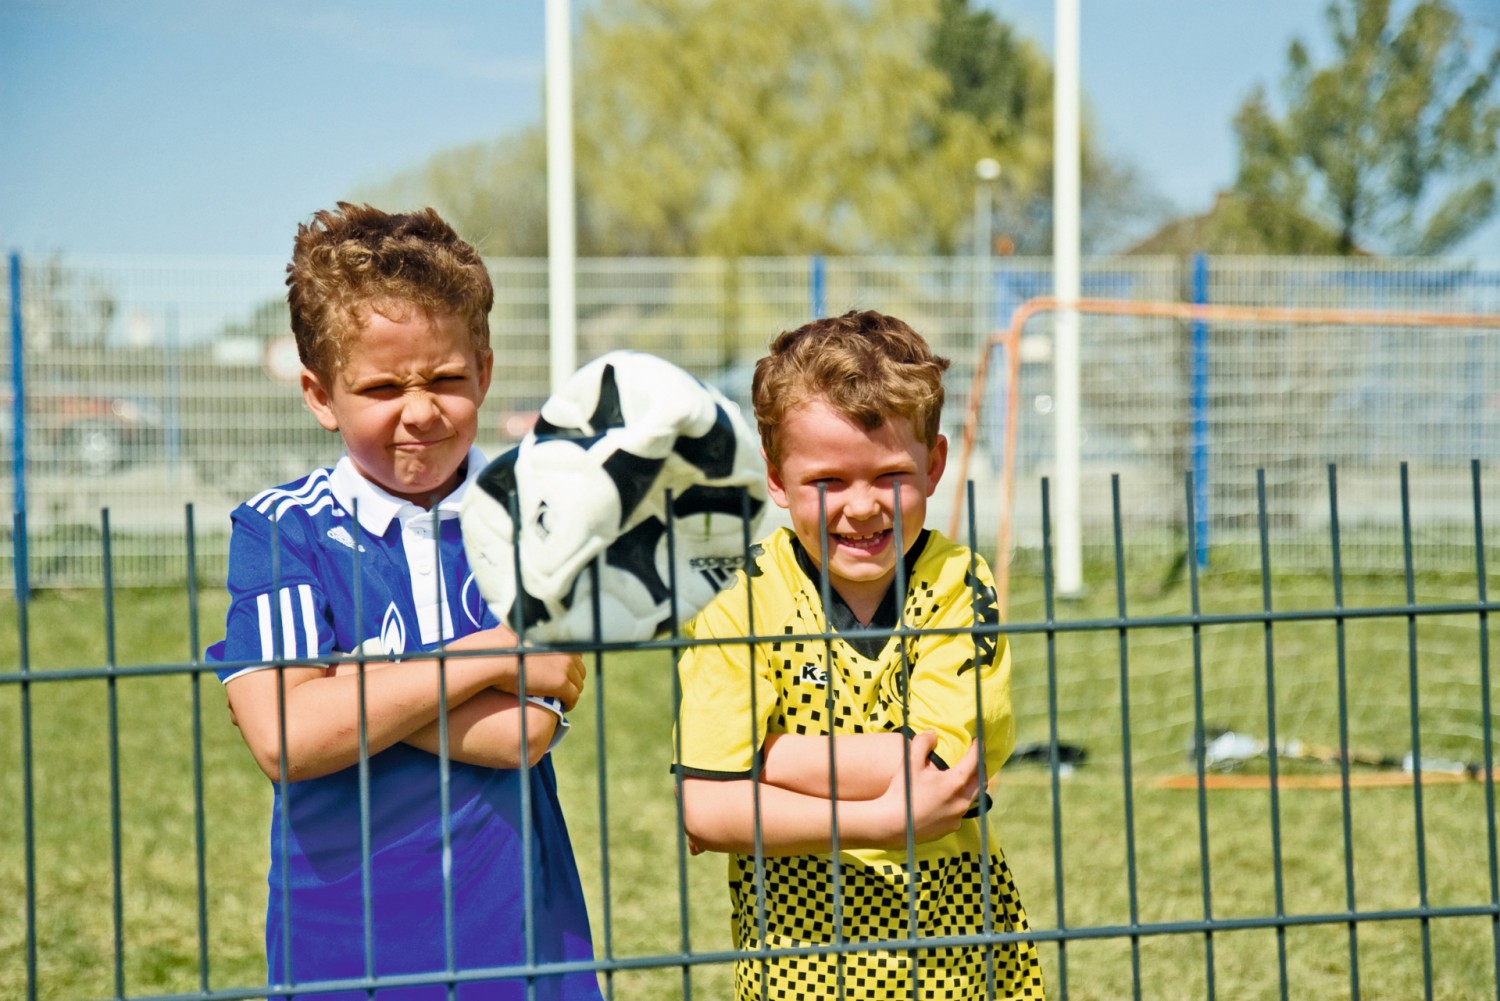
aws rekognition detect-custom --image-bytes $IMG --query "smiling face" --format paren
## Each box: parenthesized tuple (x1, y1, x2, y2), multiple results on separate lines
(766, 396, 947, 620)
(300, 306, 492, 508)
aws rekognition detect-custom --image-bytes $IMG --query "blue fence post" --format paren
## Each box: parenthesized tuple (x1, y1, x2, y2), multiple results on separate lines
(1190, 252, 1209, 569)
(810, 254, 826, 319)
(9, 251, 28, 601)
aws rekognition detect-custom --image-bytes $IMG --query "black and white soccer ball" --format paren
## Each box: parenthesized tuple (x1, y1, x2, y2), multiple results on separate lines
(460, 350, 767, 644)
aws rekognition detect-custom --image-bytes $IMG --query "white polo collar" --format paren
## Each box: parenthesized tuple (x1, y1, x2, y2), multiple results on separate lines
(328, 447, 489, 538)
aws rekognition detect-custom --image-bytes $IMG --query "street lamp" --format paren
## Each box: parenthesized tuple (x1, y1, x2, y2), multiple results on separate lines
(974, 157, 1001, 264)
(974, 158, 1001, 344)
(973, 157, 1002, 499)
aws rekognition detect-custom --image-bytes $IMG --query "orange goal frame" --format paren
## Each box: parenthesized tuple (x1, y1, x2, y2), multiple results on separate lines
(949, 296, 1500, 614)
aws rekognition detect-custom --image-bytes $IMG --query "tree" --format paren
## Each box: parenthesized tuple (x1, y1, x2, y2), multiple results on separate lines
(369, 131, 550, 257)
(576, 0, 963, 256)
(22, 255, 117, 353)
(1232, 0, 1500, 255)
(364, 0, 1158, 257)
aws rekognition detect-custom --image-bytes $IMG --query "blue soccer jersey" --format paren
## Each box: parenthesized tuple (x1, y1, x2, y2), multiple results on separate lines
(210, 451, 602, 1000)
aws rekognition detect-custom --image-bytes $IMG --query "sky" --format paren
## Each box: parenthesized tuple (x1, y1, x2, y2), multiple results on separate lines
(3, 0, 1500, 261)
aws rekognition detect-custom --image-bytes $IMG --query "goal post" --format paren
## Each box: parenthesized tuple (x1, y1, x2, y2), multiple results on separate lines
(951, 296, 1500, 615)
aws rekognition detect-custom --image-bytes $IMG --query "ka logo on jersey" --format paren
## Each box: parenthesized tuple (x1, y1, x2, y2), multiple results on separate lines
(798, 663, 828, 685)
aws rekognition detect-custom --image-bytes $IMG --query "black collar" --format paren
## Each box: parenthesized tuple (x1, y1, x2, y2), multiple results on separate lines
(791, 530, 931, 658)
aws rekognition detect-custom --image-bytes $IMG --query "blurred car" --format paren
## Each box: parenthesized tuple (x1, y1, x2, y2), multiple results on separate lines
(0, 382, 164, 476)
(493, 396, 545, 444)
(496, 406, 541, 442)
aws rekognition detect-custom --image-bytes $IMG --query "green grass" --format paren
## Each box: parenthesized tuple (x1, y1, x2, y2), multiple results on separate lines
(3, 557, 1498, 1000)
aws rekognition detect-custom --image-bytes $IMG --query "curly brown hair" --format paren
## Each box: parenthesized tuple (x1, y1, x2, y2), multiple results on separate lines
(285, 202, 494, 380)
(751, 310, 950, 468)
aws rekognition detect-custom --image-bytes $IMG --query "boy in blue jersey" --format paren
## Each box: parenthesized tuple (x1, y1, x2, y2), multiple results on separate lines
(673, 311, 1044, 999)
(209, 203, 602, 1000)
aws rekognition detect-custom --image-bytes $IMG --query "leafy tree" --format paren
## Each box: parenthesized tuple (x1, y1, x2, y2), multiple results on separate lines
(925, 0, 1169, 255)
(927, 0, 1049, 253)
(576, 0, 964, 256)
(22, 255, 117, 352)
(369, 131, 550, 257)
(1232, 0, 1500, 255)
(365, 0, 1158, 257)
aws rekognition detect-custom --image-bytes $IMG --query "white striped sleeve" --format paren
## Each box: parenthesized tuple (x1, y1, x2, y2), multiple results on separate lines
(279, 587, 298, 658)
(256, 593, 274, 661)
(298, 584, 318, 658)
(253, 585, 320, 661)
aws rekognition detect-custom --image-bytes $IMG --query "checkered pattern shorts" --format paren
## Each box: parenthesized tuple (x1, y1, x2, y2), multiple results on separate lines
(728, 850, 1045, 1000)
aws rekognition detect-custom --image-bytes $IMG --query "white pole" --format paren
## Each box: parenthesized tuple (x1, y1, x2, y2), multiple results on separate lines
(545, 0, 578, 393)
(1053, 0, 1083, 595)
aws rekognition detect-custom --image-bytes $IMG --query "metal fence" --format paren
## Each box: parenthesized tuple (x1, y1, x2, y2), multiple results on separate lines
(2, 463, 1497, 1000)
(4, 253, 1500, 590)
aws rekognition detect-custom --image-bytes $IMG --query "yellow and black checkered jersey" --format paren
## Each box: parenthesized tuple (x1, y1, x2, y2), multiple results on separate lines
(674, 527, 1045, 1000)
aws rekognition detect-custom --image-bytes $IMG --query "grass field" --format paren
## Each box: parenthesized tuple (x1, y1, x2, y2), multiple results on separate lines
(2, 554, 1498, 1000)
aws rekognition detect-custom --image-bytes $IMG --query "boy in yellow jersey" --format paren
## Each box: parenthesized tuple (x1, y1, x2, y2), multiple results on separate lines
(673, 310, 1044, 1000)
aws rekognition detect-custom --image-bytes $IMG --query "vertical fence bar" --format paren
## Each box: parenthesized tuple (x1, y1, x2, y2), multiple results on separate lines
(663, 504, 689, 1001)
(9, 252, 27, 603)
(1469, 460, 1500, 988)
(1039, 477, 1070, 998)
(1325, 466, 1362, 999)
(15, 511, 37, 1001)
(741, 489, 770, 1001)
(813, 486, 847, 997)
(1398, 463, 1435, 1000)
(588, 562, 617, 1000)
(102, 508, 126, 997)
(270, 513, 295, 992)
(880, 490, 915, 992)
(1110, 474, 1143, 1000)
(431, 526, 459, 997)
(503, 495, 536, 1000)
(1254, 471, 1290, 999)
(1184, 471, 1217, 1000)
(965, 479, 999, 996)
(185, 504, 212, 993)
(891, 491, 919, 1000)
(351, 503, 376, 992)
(1190, 253, 1209, 570)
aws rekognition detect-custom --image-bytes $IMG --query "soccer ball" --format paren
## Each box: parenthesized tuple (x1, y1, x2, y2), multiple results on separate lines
(461, 351, 767, 644)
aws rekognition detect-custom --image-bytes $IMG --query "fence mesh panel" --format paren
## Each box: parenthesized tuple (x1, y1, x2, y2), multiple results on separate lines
(3, 463, 1498, 1000)
(4, 253, 1500, 590)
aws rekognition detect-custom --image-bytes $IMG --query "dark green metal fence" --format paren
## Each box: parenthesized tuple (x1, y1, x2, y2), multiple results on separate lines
(2, 464, 1497, 999)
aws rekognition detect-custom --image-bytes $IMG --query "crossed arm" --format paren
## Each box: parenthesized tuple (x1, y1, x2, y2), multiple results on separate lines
(678, 731, 982, 856)
(224, 626, 584, 783)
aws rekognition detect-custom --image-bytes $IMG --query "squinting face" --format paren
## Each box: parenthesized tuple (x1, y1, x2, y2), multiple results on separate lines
(301, 308, 492, 508)
(766, 397, 946, 613)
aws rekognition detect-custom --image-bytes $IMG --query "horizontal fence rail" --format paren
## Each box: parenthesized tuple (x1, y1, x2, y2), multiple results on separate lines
(2, 461, 1497, 1000)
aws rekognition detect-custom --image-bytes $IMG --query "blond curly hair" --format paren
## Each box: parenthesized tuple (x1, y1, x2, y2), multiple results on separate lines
(752, 310, 950, 468)
(285, 202, 493, 380)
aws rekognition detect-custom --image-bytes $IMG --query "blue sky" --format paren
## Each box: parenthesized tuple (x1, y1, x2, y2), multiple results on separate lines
(3, 0, 1499, 258)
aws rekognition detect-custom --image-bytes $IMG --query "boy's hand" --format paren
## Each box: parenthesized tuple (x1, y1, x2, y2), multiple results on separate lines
(505, 649, 586, 712)
(444, 627, 587, 710)
(876, 731, 981, 847)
